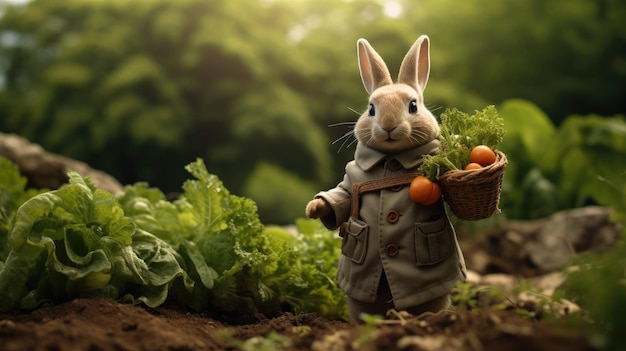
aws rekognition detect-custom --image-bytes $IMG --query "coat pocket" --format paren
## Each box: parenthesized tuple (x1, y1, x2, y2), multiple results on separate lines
(341, 217, 369, 264)
(414, 215, 453, 266)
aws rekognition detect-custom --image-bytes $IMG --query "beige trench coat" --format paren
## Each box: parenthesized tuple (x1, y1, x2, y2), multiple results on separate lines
(315, 140, 467, 310)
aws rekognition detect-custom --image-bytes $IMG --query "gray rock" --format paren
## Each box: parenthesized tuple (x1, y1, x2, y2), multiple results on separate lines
(525, 206, 620, 272)
(463, 206, 622, 275)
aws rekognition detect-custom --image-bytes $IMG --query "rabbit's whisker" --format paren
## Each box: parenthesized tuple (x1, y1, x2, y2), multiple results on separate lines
(329, 121, 357, 128)
(410, 129, 427, 145)
(346, 137, 359, 149)
(427, 104, 442, 112)
(336, 141, 349, 152)
(332, 130, 354, 145)
(364, 134, 377, 148)
(331, 129, 358, 153)
(405, 130, 419, 145)
(347, 107, 362, 115)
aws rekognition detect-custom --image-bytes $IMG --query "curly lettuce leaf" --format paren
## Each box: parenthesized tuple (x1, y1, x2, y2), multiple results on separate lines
(0, 157, 45, 266)
(116, 160, 253, 312)
(0, 171, 191, 312)
(117, 182, 219, 298)
(119, 159, 347, 319)
(117, 228, 194, 307)
(119, 160, 320, 316)
(261, 220, 347, 320)
(177, 159, 266, 310)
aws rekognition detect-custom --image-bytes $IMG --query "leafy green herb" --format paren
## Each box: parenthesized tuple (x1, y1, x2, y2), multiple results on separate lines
(420, 106, 505, 180)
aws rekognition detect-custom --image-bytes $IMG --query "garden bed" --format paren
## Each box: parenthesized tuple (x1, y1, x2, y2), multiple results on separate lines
(0, 296, 589, 351)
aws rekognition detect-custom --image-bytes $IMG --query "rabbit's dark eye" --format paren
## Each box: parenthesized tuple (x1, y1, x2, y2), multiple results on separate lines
(408, 100, 418, 114)
(368, 103, 375, 117)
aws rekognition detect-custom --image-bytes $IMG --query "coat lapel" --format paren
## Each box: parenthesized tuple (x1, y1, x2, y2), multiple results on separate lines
(354, 139, 441, 171)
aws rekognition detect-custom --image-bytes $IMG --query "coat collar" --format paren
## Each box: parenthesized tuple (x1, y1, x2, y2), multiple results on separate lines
(354, 139, 441, 171)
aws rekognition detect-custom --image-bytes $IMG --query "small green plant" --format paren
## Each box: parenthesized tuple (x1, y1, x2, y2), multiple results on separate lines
(562, 234, 626, 351)
(450, 281, 510, 312)
(513, 278, 575, 320)
(216, 330, 292, 351)
(352, 313, 384, 349)
(560, 170, 626, 350)
(451, 282, 479, 310)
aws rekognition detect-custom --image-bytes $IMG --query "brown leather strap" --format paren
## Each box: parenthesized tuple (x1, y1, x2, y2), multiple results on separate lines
(350, 173, 418, 219)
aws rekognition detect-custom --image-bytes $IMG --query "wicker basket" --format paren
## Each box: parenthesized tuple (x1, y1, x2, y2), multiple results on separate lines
(439, 150, 508, 221)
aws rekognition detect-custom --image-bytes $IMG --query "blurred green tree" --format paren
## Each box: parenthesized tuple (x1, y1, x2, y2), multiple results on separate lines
(403, 0, 626, 124)
(0, 0, 624, 223)
(0, 0, 332, 199)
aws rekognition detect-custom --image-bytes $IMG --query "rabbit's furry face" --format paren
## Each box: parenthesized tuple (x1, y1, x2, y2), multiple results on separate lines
(355, 84, 439, 153)
(354, 35, 439, 154)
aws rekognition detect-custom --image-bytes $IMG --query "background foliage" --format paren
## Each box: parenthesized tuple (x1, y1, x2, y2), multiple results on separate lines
(0, 0, 625, 224)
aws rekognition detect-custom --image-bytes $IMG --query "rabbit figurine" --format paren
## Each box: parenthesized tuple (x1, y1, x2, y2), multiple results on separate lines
(306, 35, 466, 322)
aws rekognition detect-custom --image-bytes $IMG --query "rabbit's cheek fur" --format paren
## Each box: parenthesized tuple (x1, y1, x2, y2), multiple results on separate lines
(355, 111, 440, 153)
(409, 114, 440, 145)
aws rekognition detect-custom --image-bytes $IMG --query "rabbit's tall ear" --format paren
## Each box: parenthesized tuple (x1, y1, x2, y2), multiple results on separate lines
(357, 39, 393, 95)
(398, 35, 430, 92)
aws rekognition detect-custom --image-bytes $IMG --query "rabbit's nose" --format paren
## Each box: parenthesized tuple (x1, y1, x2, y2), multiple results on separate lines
(382, 125, 397, 133)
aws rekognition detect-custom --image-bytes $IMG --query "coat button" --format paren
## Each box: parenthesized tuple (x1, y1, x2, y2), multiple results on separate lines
(385, 244, 399, 257)
(386, 211, 399, 223)
(388, 159, 402, 171)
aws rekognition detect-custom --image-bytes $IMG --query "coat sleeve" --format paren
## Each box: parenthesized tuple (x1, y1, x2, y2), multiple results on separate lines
(314, 173, 352, 230)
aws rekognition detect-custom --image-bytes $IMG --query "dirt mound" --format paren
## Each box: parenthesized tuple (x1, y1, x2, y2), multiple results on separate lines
(0, 297, 589, 351)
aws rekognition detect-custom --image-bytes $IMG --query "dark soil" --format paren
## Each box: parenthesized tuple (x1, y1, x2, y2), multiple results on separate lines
(0, 297, 591, 351)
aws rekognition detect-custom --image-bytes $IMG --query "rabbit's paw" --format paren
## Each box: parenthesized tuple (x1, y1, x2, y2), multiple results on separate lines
(305, 198, 332, 219)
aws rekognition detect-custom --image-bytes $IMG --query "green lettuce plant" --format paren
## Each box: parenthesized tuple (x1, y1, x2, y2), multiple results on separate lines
(0, 157, 346, 319)
(0, 169, 192, 312)
(0, 157, 45, 268)
(118, 159, 346, 319)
